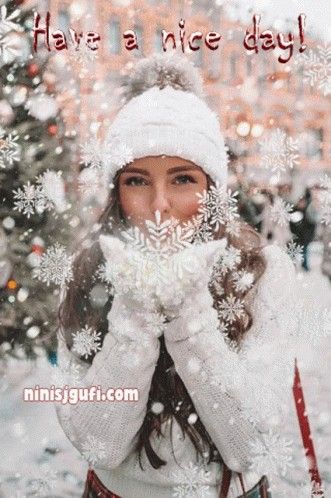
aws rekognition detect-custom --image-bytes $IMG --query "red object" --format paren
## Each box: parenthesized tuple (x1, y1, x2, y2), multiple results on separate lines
(47, 124, 58, 136)
(31, 244, 44, 255)
(83, 468, 121, 497)
(27, 63, 39, 78)
(293, 359, 324, 496)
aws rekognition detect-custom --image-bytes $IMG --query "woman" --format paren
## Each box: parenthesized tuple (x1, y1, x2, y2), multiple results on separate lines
(55, 53, 299, 498)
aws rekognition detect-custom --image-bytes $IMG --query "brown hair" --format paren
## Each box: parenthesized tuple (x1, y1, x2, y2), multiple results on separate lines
(58, 171, 266, 469)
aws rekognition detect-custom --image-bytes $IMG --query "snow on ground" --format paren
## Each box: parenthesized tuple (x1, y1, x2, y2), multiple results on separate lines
(0, 243, 330, 497)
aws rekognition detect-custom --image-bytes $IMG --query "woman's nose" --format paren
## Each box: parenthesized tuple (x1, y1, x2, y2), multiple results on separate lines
(150, 185, 171, 217)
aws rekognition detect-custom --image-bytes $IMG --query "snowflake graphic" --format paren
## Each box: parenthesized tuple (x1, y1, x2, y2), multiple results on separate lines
(171, 461, 212, 498)
(225, 218, 241, 238)
(183, 217, 214, 244)
(107, 141, 134, 170)
(34, 243, 73, 287)
(13, 170, 65, 217)
(51, 358, 83, 388)
(295, 43, 331, 96)
(319, 189, 331, 226)
(215, 245, 241, 275)
(28, 464, 58, 496)
(0, 6, 25, 65)
(80, 136, 133, 172)
(286, 239, 304, 267)
(320, 174, 331, 192)
(218, 294, 245, 324)
(197, 184, 239, 232)
(270, 198, 293, 226)
(0, 5, 23, 35)
(296, 306, 331, 346)
(259, 128, 299, 176)
(72, 325, 102, 359)
(122, 210, 194, 259)
(248, 430, 293, 478)
(68, 43, 98, 74)
(0, 131, 20, 168)
(80, 137, 108, 169)
(82, 434, 107, 465)
(13, 182, 41, 218)
(232, 270, 254, 292)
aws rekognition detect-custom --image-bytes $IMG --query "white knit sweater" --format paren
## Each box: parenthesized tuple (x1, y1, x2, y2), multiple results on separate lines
(55, 244, 300, 498)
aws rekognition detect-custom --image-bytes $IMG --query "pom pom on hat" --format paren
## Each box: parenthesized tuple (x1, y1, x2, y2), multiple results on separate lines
(104, 52, 228, 186)
(120, 52, 206, 105)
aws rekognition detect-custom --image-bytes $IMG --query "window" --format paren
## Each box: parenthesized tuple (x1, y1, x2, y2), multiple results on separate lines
(58, 10, 70, 32)
(154, 27, 163, 53)
(299, 129, 323, 160)
(133, 24, 144, 56)
(246, 56, 252, 77)
(108, 18, 121, 54)
(230, 52, 237, 79)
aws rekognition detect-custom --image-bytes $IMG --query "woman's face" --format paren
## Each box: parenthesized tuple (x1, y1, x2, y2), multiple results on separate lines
(118, 155, 208, 228)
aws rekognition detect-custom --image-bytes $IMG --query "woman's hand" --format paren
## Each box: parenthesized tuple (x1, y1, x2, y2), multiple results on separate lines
(99, 234, 166, 345)
(158, 237, 227, 316)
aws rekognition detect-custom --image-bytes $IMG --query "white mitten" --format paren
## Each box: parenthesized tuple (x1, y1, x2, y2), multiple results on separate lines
(159, 238, 228, 342)
(99, 234, 166, 345)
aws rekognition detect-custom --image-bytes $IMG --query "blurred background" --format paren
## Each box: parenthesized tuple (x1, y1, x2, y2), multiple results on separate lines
(0, 0, 330, 496)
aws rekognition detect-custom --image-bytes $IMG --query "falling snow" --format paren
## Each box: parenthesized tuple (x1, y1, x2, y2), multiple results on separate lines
(81, 434, 107, 465)
(248, 430, 294, 479)
(217, 294, 245, 323)
(286, 239, 304, 267)
(196, 183, 239, 231)
(270, 198, 293, 226)
(259, 128, 299, 176)
(0, 131, 20, 169)
(296, 43, 331, 97)
(72, 325, 102, 359)
(232, 270, 255, 292)
(171, 461, 212, 498)
(34, 243, 73, 287)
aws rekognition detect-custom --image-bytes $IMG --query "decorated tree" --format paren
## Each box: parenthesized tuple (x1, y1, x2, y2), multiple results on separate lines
(0, 2, 77, 360)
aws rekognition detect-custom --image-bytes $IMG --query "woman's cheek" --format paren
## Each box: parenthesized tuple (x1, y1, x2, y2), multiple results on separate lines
(173, 190, 202, 219)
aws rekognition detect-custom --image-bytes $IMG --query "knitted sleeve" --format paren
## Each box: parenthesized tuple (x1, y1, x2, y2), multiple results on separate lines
(54, 304, 160, 470)
(164, 245, 299, 472)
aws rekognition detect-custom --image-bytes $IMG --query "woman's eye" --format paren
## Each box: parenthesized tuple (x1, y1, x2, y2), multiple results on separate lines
(124, 176, 148, 186)
(173, 175, 197, 185)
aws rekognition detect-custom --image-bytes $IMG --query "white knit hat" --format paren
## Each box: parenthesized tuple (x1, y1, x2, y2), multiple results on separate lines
(104, 53, 228, 185)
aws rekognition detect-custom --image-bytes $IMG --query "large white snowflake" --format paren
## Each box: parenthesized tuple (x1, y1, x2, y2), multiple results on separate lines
(259, 128, 299, 176)
(217, 294, 245, 324)
(0, 6, 24, 65)
(51, 357, 83, 388)
(72, 325, 102, 359)
(214, 245, 241, 276)
(171, 461, 212, 498)
(13, 170, 66, 217)
(34, 243, 73, 287)
(122, 210, 194, 259)
(82, 434, 107, 465)
(0, 5, 22, 36)
(248, 430, 293, 478)
(286, 239, 304, 267)
(0, 131, 20, 169)
(196, 183, 239, 231)
(296, 43, 331, 96)
(270, 198, 293, 226)
(80, 136, 133, 172)
(232, 270, 254, 292)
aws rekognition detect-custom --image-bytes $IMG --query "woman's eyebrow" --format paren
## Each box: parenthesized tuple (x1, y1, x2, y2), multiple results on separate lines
(122, 165, 199, 175)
